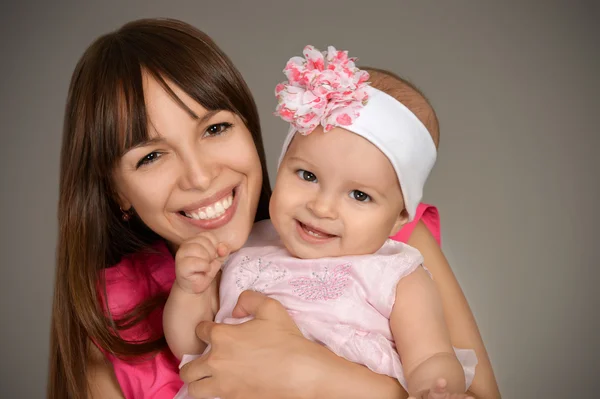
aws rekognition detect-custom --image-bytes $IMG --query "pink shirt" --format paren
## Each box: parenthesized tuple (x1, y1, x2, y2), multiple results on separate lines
(99, 203, 441, 398)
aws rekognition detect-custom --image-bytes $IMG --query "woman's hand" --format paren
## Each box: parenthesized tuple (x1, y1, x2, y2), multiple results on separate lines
(407, 378, 474, 399)
(179, 290, 322, 399)
(179, 290, 406, 399)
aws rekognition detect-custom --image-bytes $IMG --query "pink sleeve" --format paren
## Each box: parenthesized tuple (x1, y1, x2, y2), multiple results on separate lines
(98, 241, 183, 399)
(104, 350, 183, 399)
(390, 203, 441, 245)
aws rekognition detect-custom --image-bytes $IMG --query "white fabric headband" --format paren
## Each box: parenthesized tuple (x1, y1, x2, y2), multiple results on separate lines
(274, 45, 437, 221)
(278, 86, 437, 221)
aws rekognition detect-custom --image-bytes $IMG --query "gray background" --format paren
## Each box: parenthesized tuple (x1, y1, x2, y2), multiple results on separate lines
(1, 0, 598, 397)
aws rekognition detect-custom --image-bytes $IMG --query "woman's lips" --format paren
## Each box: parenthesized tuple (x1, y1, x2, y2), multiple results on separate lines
(180, 185, 237, 213)
(177, 187, 239, 230)
(182, 193, 233, 220)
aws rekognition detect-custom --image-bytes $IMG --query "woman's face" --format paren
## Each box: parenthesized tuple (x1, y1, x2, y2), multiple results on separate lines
(113, 73, 263, 251)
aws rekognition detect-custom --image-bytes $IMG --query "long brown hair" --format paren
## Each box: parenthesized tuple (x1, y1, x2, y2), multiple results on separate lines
(48, 18, 271, 398)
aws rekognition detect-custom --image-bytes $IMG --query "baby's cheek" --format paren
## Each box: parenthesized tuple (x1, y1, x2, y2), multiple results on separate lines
(270, 179, 295, 217)
(268, 188, 281, 220)
(347, 217, 387, 252)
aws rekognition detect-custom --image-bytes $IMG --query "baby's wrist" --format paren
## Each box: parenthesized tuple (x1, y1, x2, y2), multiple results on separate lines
(173, 279, 214, 298)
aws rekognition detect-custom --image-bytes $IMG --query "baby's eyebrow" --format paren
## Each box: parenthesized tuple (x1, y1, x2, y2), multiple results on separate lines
(287, 156, 308, 163)
(287, 156, 317, 168)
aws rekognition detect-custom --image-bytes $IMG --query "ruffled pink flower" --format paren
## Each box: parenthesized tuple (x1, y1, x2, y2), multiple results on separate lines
(275, 45, 370, 134)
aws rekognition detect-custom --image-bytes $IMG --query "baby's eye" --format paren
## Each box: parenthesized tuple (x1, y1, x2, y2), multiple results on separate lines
(136, 151, 162, 168)
(203, 122, 233, 137)
(296, 169, 318, 183)
(349, 190, 371, 202)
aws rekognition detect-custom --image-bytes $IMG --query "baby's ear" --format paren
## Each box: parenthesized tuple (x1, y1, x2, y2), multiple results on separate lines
(389, 209, 410, 236)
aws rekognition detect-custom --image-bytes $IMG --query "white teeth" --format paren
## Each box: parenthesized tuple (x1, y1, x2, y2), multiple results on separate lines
(307, 229, 327, 237)
(184, 194, 234, 221)
(302, 223, 332, 238)
(206, 206, 215, 218)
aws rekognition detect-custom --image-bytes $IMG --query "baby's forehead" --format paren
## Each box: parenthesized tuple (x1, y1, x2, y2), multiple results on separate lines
(287, 128, 401, 188)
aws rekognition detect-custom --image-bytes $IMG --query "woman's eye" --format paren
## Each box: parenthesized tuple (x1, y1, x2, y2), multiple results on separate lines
(349, 190, 371, 202)
(136, 151, 161, 168)
(203, 122, 233, 137)
(296, 169, 318, 183)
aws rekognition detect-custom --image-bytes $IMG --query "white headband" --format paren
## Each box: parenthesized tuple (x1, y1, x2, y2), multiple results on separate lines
(278, 86, 437, 221)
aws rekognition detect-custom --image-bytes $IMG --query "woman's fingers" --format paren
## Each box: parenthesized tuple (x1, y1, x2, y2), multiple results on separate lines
(182, 293, 307, 398)
(232, 290, 298, 331)
(185, 376, 219, 399)
(179, 353, 212, 385)
(195, 320, 218, 344)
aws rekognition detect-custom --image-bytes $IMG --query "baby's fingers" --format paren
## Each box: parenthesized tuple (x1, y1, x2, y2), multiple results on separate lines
(216, 242, 230, 260)
(178, 238, 217, 260)
(177, 255, 212, 276)
(179, 264, 215, 294)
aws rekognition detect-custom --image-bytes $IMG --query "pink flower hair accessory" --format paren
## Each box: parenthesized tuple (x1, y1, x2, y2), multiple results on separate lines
(274, 45, 371, 135)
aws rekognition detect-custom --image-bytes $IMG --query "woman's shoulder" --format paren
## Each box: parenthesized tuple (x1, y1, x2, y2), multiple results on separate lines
(100, 241, 175, 317)
(97, 242, 180, 397)
(390, 202, 441, 245)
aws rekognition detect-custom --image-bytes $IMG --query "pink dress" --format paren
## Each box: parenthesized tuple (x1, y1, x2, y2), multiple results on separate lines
(175, 219, 476, 398)
(99, 204, 448, 399)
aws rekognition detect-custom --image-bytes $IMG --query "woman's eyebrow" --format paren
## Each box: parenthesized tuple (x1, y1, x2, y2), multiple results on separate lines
(128, 110, 222, 151)
(195, 109, 220, 125)
(130, 137, 165, 150)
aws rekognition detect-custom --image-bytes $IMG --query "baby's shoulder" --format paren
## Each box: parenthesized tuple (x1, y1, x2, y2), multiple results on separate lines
(375, 239, 423, 260)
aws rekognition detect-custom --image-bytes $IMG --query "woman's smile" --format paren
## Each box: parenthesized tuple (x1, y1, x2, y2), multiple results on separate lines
(176, 185, 239, 230)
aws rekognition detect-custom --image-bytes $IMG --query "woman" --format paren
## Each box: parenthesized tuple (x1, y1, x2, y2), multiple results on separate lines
(48, 18, 500, 399)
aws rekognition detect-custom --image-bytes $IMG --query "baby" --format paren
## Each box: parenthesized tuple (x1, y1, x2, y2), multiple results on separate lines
(166, 45, 477, 399)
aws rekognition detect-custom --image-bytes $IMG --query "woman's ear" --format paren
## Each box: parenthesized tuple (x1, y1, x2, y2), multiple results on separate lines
(389, 209, 410, 236)
(112, 173, 132, 211)
(112, 187, 132, 211)
(113, 190, 134, 221)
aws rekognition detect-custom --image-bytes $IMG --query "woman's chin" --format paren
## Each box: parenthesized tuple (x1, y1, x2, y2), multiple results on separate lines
(215, 224, 251, 253)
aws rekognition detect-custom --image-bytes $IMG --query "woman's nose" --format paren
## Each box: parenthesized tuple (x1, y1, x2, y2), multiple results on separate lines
(178, 153, 214, 191)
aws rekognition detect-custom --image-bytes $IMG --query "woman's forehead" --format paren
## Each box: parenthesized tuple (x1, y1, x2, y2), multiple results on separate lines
(142, 71, 206, 120)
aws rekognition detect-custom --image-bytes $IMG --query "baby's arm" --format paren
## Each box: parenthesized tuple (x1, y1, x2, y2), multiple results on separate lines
(164, 275, 219, 360)
(163, 233, 228, 360)
(391, 266, 466, 397)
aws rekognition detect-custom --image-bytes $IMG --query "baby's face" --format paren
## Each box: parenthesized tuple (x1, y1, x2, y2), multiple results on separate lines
(270, 126, 407, 259)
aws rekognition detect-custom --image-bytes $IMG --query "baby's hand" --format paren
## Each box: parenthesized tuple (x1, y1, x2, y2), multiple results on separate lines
(175, 232, 229, 295)
(408, 378, 473, 399)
